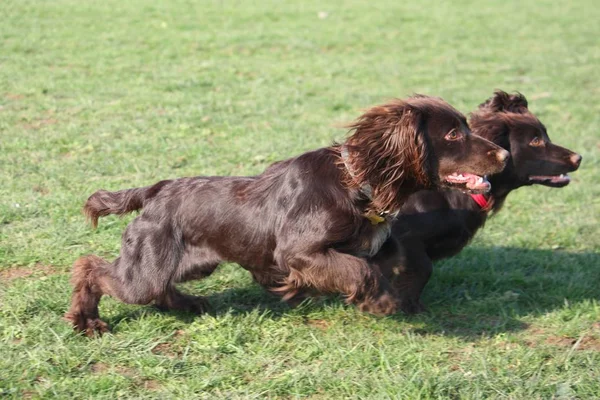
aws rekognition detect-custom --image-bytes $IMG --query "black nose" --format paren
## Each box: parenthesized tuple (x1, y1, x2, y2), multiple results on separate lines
(570, 153, 582, 168)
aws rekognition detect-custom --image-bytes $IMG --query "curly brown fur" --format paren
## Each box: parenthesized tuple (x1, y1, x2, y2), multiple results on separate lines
(343, 100, 432, 213)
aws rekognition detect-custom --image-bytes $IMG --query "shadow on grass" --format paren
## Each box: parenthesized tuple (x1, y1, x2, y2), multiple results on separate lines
(106, 246, 600, 339)
(104, 285, 336, 328)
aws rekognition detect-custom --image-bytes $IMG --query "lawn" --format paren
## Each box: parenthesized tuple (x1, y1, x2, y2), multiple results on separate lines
(1, 0, 599, 398)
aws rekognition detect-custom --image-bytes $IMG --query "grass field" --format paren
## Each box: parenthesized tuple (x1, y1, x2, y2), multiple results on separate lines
(1, 0, 599, 398)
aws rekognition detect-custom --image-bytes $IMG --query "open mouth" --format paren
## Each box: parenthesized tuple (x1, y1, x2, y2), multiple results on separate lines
(444, 173, 491, 193)
(528, 174, 571, 187)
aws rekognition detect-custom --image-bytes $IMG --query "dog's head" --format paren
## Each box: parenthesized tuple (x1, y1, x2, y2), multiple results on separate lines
(344, 95, 509, 212)
(471, 90, 582, 189)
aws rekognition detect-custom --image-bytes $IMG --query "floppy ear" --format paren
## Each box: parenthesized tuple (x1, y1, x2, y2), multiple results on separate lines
(383, 107, 431, 189)
(478, 90, 529, 113)
(344, 101, 431, 212)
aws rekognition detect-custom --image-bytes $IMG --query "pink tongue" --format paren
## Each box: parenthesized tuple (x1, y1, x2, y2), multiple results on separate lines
(463, 173, 490, 190)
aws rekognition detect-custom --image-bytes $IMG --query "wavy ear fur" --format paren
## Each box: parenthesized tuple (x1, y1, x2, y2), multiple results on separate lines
(471, 91, 534, 143)
(478, 90, 528, 114)
(343, 100, 431, 213)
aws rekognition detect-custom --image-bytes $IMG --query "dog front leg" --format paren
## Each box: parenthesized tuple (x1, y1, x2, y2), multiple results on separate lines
(374, 238, 431, 314)
(279, 249, 399, 316)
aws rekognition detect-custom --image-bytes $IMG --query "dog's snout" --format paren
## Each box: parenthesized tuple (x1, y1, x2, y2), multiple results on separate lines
(492, 149, 510, 164)
(570, 153, 582, 168)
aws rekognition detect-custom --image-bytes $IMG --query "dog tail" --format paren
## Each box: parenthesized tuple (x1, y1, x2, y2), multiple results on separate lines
(83, 180, 172, 227)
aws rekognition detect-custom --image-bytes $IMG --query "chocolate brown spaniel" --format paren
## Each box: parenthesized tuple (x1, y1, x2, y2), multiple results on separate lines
(373, 91, 582, 313)
(65, 95, 509, 335)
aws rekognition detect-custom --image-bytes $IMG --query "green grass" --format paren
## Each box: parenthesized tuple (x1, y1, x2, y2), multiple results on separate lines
(1, 0, 599, 398)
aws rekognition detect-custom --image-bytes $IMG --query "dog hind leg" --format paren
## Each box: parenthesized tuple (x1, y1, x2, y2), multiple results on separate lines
(64, 255, 118, 336)
(65, 218, 188, 335)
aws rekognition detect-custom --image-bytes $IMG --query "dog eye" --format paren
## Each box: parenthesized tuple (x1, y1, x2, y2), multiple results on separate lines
(530, 137, 544, 147)
(445, 131, 462, 141)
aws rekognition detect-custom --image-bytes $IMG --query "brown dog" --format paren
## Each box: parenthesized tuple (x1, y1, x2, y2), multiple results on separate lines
(65, 95, 508, 335)
(373, 91, 582, 313)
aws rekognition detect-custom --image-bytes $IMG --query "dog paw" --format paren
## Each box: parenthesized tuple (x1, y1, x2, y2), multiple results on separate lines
(64, 312, 109, 337)
(358, 292, 400, 316)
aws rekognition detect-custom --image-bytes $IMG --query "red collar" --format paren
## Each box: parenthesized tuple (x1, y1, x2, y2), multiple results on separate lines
(470, 193, 491, 210)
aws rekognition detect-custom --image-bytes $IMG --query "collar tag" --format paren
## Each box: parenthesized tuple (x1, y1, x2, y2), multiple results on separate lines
(365, 211, 386, 225)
